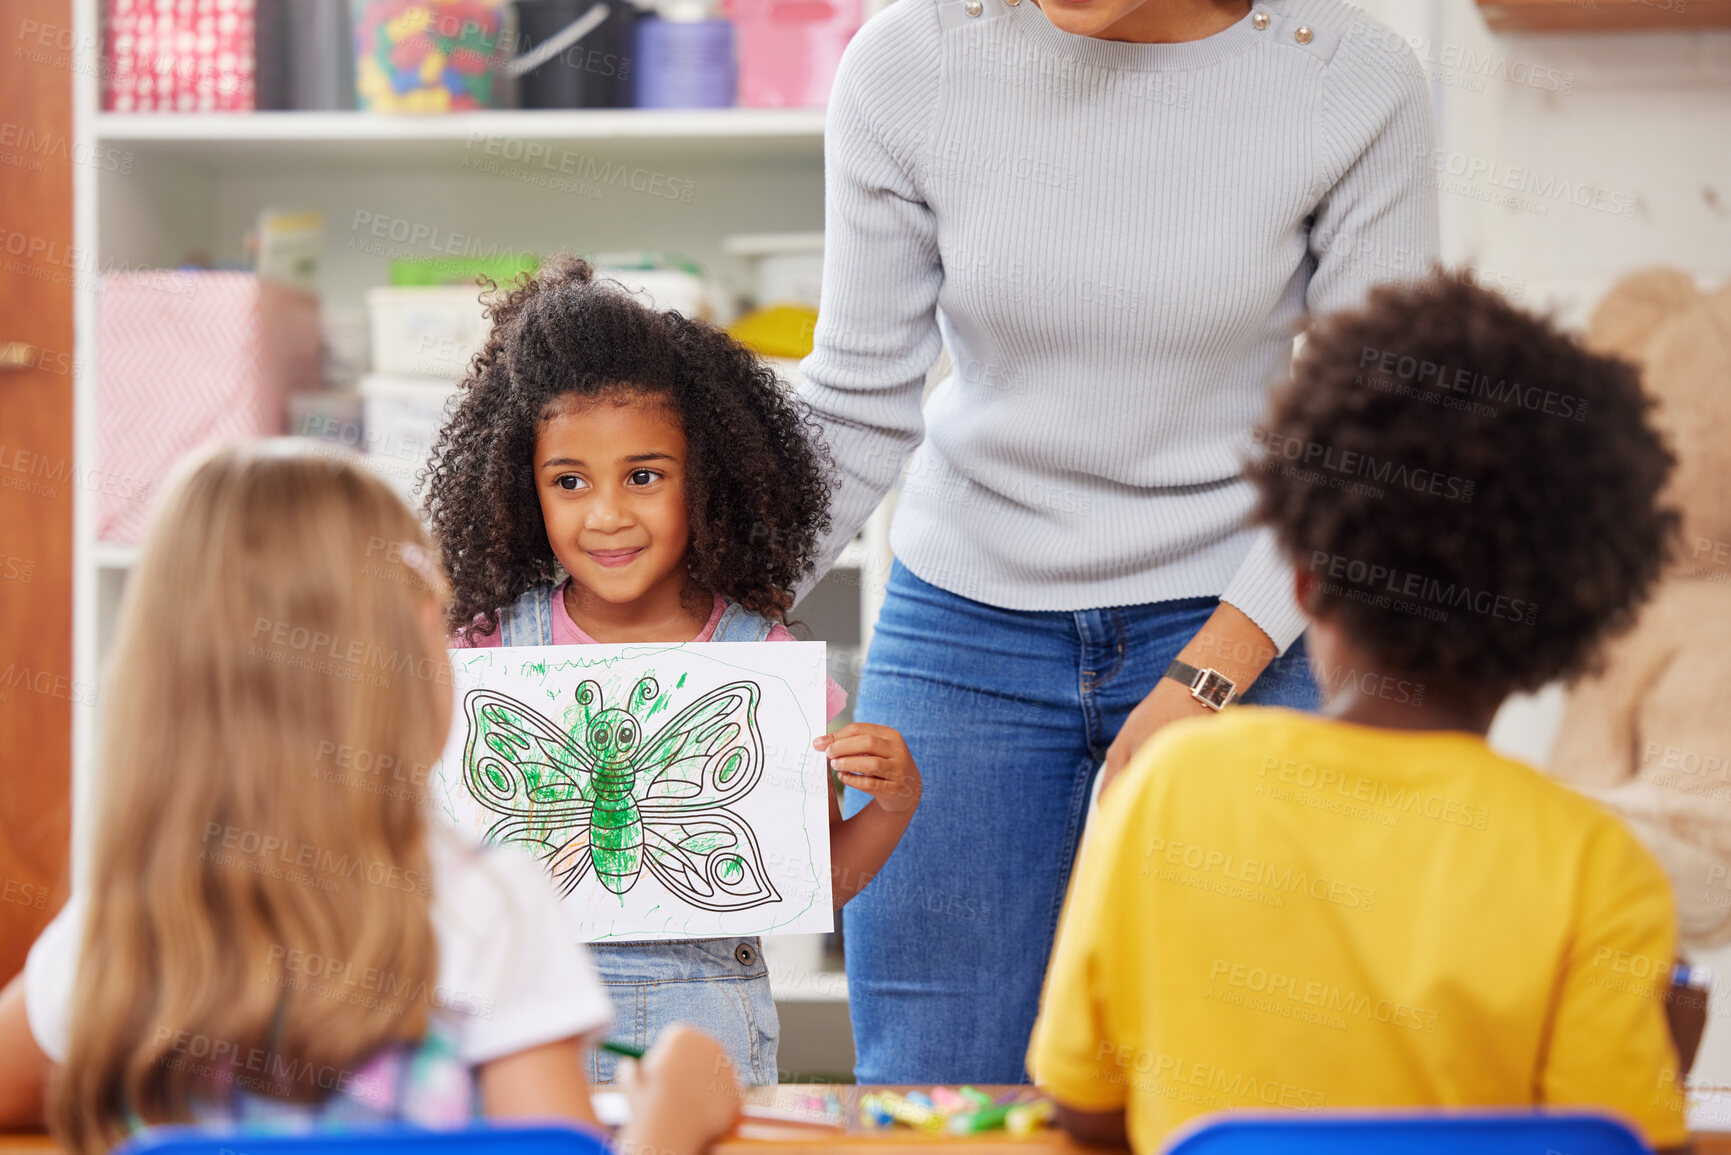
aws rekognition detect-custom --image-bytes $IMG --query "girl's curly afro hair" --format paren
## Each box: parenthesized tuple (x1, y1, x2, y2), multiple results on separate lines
(1249, 270, 1679, 697)
(425, 255, 834, 641)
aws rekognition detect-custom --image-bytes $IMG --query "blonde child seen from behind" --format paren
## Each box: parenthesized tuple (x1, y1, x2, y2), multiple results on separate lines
(0, 442, 740, 1155)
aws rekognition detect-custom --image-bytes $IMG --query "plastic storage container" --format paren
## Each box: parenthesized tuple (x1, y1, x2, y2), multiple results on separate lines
(632, 12, 735, 109)
(290, 390, 367, 449)
(105, 0, 258, 112)
(350, 0, 508, 112)
(256, 0, 356, 109)
(365, 285, 491, 379)
(596, 265, 710, 319)
(724, 0, 858, 108)
(515, 0, 635, 107)
(357, 374, 462, 503)
(723, 231, 823, 307)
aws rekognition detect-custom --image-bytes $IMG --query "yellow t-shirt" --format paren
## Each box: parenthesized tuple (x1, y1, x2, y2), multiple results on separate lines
(1028, 708, 1685, 1153)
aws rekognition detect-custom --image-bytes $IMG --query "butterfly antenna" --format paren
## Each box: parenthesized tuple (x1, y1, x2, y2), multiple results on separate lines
(631, 676, 659, 716)
(574, 680, 602, 709)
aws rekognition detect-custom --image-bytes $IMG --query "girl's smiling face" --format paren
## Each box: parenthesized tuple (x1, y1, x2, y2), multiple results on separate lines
(534, 393, 695, 616)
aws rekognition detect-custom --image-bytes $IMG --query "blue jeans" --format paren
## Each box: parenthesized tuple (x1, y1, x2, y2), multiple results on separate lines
(842, 560, 1319, 1083)
(587, 938, 779, 1085)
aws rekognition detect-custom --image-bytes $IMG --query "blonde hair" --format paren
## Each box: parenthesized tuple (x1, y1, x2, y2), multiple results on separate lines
(53, 442, 452, 1154)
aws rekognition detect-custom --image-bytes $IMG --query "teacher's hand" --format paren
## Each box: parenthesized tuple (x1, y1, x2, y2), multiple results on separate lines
(1099, 602, 1279, 797)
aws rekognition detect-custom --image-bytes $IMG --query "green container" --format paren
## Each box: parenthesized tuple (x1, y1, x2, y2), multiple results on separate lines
(389, 254, 540, 287)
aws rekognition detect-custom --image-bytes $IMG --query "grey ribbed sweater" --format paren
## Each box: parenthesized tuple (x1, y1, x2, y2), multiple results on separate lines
(797, 0, 1438, 650)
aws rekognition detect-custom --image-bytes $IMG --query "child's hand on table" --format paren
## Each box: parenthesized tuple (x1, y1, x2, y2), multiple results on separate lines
(615, 1025, 741, 1155)
(814, 723, 922, 814)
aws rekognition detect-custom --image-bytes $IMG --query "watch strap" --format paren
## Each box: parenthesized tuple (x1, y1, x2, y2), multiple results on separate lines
(1164, 659, 1237, 710)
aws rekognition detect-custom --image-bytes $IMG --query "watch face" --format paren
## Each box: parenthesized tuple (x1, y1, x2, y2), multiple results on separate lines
(1192, 669, 1235, 710)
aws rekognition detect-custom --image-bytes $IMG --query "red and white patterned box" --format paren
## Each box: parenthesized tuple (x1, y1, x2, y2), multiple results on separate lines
(105, 0, 256, 112)
(97, 271, 320, 543)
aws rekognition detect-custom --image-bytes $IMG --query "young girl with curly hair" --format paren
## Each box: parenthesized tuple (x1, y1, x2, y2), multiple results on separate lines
(425, 256, 922, 1085)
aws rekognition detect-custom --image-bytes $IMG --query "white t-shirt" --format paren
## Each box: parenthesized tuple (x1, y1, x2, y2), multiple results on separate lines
(25, 824, 612, 1067)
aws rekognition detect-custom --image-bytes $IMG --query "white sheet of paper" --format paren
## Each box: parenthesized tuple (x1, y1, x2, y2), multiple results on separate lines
(431, 642, 833, 942)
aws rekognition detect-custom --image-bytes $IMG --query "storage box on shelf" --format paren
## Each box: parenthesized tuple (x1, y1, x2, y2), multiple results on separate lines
(355, 374, 464, 504)
(105, 0, 258, 112)
(95, 271, 320, 545)
(596, 262, 712, 317)
(727, 0, 860, 108)
(515, 0, 637, 109)
(725, 230, 824, 387)
(351, 0, 509, 113)
(724, 231, 824, 307)
(255, 0, 356, 112)
(367, 285, 492, 378)
(290, 391, 367, 451)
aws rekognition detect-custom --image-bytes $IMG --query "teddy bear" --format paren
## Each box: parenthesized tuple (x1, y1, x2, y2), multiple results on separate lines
(1547, 267, 1731, 1079)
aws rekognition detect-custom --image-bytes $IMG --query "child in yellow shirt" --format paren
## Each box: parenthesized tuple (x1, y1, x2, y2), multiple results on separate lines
(1028, 272, 1687, 1152)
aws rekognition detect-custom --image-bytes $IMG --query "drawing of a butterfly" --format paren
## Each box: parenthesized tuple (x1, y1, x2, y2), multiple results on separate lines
(461, 676, 781, 912)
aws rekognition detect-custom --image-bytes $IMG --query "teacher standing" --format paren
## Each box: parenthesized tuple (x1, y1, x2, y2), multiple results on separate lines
(798, 0, 1439, 1083)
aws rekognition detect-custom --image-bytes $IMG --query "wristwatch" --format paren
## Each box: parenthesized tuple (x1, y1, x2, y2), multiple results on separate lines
(1164, 659, 1237, 710)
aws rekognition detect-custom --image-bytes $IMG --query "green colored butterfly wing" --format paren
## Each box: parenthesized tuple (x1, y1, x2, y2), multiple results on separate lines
(641, 811, 781, 912)
(631, 681, 780, 910)
(462, 688, 597, 896)
(632, 680, 764, 809)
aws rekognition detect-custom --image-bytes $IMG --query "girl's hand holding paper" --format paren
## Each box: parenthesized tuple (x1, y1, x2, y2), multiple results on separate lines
(815, 723, 922, 814)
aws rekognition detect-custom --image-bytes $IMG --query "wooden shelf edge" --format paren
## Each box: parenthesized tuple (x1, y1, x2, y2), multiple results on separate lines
(1477, 0, 1731, 32)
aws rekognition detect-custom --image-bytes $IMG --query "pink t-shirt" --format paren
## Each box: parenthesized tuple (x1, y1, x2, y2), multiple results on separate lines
(458, 579, 848, 720)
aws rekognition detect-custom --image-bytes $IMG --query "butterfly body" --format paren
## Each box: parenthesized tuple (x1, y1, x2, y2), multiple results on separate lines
(591, 760, 644, 894)
(461, 675, 783, 913)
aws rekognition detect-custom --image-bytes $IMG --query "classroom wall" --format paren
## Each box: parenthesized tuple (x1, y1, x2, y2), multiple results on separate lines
(1352, 0, 1731, 765)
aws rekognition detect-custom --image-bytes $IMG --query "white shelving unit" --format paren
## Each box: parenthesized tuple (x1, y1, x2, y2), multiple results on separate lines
(86, 116, 829, 314)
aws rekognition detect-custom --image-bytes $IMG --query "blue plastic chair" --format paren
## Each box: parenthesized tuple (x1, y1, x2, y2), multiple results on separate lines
(1164, 1111, 1653, 1155)
(119, 1124, 613, 1155)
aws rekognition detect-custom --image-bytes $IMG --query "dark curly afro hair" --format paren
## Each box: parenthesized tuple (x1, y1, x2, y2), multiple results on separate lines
(1248, 270, 1678, 697)
(425, 255, 834, 641)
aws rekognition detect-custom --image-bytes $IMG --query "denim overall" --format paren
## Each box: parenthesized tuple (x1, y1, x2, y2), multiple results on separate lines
(499, 582, 781, 1085)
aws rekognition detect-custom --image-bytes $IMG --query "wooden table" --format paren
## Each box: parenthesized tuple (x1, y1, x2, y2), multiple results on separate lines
(0, 1088, 1079, 1155)
(3, 1087, 1728, 1155)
